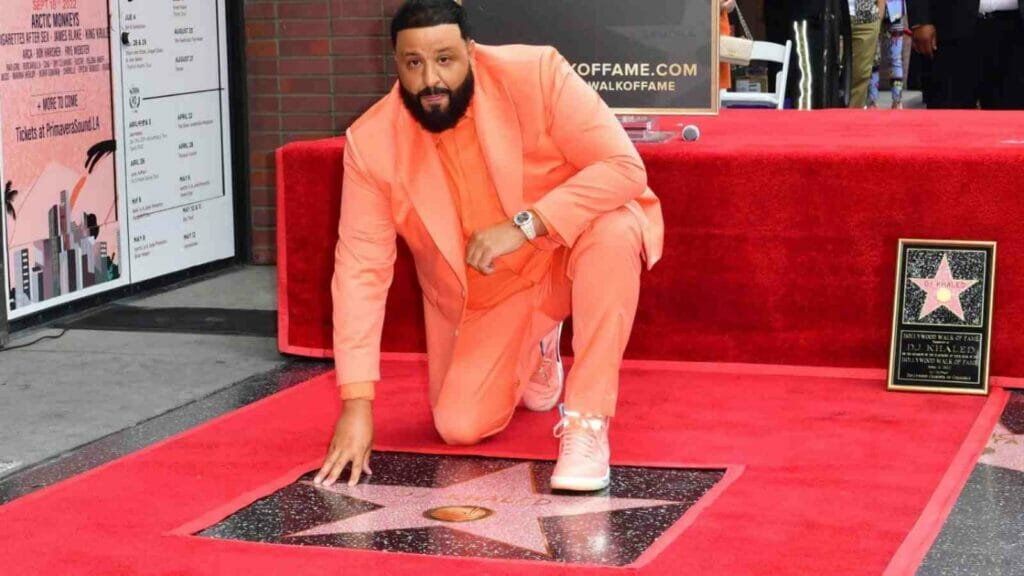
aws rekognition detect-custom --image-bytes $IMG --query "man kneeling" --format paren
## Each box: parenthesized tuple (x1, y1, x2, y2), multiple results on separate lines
(315, 0, 663, 492)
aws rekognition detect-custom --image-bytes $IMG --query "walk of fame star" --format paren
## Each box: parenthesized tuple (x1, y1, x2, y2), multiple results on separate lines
(979, 397, 1024, 474)
(289, 462, 677, 556)
(909, 254, 978, 321)
(196, 453, 727, 566)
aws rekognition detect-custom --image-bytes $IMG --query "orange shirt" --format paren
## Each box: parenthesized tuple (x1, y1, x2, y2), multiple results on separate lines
(436, 108, 553, 310)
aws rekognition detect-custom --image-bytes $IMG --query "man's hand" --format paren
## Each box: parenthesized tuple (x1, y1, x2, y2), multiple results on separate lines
(912, 25, 938, 58)
(466, 221, 527, 274)
(720, 0, 736, 13)
(314, 399, 373, 487)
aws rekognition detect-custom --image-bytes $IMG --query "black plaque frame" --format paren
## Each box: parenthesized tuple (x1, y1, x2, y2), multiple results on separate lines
(888, 239, 996, 395)
(464, 0, 719, 115)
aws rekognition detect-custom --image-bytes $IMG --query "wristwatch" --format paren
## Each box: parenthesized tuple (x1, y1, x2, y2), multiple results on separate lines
(513, 210, 537, 240)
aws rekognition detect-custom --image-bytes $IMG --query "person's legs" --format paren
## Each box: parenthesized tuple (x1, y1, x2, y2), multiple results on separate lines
(982, 15, 1024, 110)
(868, 36, 882, 108)
(515, 206, 644, 419)
(431, 247, 573, 444)
(927, 36, 980, 109)
(850, 20, 882, 108)
(975, 17, 1003, 109)
(887, 25, 905, 108)
(546, 207, 643, 491)
(561, 207, 643, 417)
(998, 18, 1024, 109)
(432, 206, 643, 450)
(431, 289, 537, 445)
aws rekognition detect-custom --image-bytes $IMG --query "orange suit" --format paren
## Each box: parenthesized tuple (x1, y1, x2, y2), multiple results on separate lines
(332, 44, 664, 443)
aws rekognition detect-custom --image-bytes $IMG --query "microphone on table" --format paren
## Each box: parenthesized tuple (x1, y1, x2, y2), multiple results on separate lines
(681, 124, 701, 142)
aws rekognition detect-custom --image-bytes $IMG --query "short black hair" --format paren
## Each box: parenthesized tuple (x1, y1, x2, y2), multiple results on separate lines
(390, 0, 470, 48)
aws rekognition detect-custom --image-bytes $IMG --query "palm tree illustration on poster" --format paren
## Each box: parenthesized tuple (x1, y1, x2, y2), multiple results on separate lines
(2, 136, 122, 313)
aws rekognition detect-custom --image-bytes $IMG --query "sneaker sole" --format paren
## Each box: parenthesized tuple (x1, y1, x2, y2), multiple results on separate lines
(550, 471, 610, 492)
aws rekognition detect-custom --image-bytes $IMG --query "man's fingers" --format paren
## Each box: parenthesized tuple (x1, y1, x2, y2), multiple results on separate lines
(362, 451, 373, 475)
(913, 28, 937, 59)
(913, 35, 929, 56)
(467, 242, 492, 274)
(348, 457, 363, 486)
(478, 248, 494, 273)
(324, 454, 352, 487)
(466, 241, 481, 271)
(314, 452, 339, 485)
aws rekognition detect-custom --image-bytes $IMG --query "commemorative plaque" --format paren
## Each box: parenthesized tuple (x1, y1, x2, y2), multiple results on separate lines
(465, 0, 719, 114)
(888, 240, 996, 395)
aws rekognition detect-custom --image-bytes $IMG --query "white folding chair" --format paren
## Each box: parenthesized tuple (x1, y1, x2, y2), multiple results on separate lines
(720, 40, 792, 110)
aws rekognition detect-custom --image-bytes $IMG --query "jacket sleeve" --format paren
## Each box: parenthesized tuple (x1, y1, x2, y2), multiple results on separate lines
(331, 132, 397, 400)
(530, 47, 648, 247)
(909, 0, 931, 27)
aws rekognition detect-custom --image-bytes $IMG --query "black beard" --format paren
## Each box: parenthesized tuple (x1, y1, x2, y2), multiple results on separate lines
(400, 70, 475, 134)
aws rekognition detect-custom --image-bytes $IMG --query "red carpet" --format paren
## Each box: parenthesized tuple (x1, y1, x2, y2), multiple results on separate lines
(277, 110, 1024, 377)
(0, 357, 1006, 575)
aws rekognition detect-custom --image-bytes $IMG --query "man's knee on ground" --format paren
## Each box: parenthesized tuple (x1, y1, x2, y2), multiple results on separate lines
(432, 407, 492, 446)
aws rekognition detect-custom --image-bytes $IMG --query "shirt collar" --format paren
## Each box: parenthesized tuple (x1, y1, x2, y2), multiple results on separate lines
(433, 104, 475, 144)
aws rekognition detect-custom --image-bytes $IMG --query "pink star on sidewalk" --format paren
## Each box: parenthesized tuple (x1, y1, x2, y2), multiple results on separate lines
(910, 255, 978, 321)
(288, 463, 678, 556)
(979, 423, 1024, 474)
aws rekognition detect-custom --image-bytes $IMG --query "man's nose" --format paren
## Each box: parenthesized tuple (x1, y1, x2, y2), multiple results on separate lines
(422, 63, 441, 88)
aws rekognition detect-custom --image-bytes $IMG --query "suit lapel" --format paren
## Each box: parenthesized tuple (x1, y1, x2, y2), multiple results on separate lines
(394, 92, 467, 290)
(472, 63, 524, 217)
(389, 55, 524, 291)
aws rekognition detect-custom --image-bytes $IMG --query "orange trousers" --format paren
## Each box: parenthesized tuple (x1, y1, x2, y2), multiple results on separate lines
(431, 207, 643, 445)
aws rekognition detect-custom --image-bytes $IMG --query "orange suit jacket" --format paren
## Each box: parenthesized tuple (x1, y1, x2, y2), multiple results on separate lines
(332, 44, 664, 395)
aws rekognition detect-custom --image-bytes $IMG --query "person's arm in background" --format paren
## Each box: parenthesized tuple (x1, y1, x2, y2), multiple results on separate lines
(314, 133, 397, 488)
(909, 0, 938, 58)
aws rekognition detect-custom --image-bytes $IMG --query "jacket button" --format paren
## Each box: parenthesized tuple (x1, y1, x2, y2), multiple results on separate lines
(454, 329, 460, 336)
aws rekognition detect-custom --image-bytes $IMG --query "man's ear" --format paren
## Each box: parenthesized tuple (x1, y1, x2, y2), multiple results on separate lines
(466, 39, 476, 59)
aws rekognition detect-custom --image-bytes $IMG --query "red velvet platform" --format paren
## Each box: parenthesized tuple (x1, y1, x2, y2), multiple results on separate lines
(277, 109, 1024, 375)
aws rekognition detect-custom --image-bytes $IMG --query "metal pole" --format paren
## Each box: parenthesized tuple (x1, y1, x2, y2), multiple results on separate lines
(0, 254, 8, 348)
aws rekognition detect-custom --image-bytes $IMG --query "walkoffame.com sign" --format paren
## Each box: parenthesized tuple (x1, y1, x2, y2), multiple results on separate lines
(464, 0, 719, 114)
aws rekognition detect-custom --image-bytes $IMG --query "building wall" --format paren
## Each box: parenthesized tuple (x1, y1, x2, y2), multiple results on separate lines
(243, 0, 401, 264)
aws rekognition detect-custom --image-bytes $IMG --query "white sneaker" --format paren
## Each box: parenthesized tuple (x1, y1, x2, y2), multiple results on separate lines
(522, 323, 563, 412)
(550, 406, 610, 492)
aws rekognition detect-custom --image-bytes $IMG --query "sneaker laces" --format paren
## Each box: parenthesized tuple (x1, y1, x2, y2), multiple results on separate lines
(527, 334, 558, 392)
(529, 357, 554, 389)
(553, 407, 604, 459)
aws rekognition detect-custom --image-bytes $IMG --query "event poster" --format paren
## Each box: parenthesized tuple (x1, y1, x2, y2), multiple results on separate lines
(1, 0, 123, 316)
(2, 0, 236, 319)
(114, 0, 235, 283)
